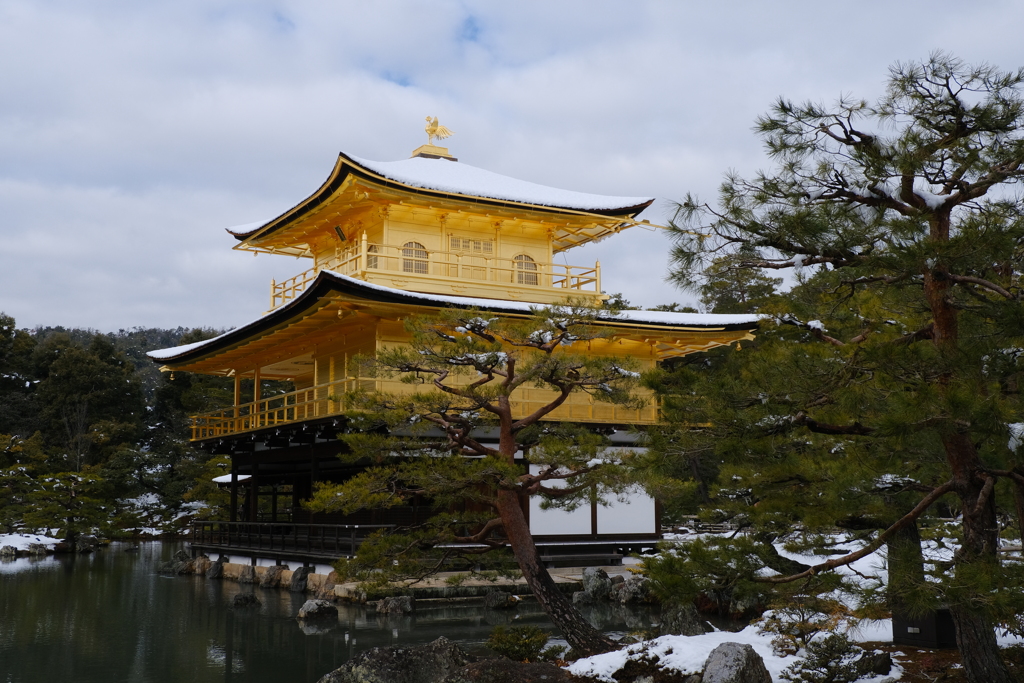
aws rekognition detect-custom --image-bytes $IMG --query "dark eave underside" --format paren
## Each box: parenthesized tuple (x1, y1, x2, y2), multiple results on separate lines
(150, 271, 758, 366)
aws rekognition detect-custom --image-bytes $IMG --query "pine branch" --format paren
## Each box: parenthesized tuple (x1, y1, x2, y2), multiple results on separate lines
(947, 273, 1017, 299)
(755, 480, 954, 584)
(791, 411, 874, 436)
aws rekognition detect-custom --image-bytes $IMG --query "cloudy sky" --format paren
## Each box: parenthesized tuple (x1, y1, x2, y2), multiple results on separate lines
(3, 0, 1024, 333)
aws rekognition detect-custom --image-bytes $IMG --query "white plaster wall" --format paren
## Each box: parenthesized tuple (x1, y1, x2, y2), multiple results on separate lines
(596, 486, 656, 534)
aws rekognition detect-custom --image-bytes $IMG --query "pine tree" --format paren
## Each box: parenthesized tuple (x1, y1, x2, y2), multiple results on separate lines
(305, 302, 646, 656)
(663, 53, 1024, 682)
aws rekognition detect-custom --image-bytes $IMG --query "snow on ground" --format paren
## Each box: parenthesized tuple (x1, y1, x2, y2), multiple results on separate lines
(568, 624, 901, 682)
(569, 529, 1024, 681)
(0, 533, 62, 575)
(0, 532, 60, 552)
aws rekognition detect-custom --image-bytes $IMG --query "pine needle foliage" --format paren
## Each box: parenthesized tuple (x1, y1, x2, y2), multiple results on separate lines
(650, 54, 1024, 683)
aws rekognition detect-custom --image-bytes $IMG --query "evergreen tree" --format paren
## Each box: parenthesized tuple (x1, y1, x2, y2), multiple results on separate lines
(662, 54, 1024, 682)
(305, 302, 646, 656)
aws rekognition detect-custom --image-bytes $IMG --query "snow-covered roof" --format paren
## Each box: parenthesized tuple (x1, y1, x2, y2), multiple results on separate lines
(350, 154, 653, 213)
(148, 271, 759, 363)
(228, 152, 655, 242)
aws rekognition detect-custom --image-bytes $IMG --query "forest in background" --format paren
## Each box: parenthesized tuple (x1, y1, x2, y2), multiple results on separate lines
(0, 316, 238, 539)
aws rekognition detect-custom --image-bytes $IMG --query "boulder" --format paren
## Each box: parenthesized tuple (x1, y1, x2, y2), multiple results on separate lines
(483, 591, 518, 609)
(660, 604, 711, 636)
(193, 555, 211, 576)
(298, 599, 339, 620)
(376, 595, 415, 614)
(260, 565, 285, 588)
(232, 592, 262, 608)
(206, 557, 226, 579)
(581, 567, 612, 600)
(572, 591, 595, 606)
(855, 651, 892, 677)
(443, 659, 574, 683)
(0, 545, 16, 557)
(617, 575, 653, 604)
(75, 535, 99, 553)
(27, 543, 49, 556)
(290, 566, 313, 592)
(317, 636, 473, 683)
(237, 565, 257, 584)
(702, 643, 771, 683)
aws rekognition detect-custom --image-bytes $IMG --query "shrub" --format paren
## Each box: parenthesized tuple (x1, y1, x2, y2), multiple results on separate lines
(781, 634, 863, 683)
(486, 625, 550, 662)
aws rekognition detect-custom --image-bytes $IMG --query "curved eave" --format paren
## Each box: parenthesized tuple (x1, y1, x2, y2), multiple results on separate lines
(149, 271, 758, 367)
(229, 152, 655, 244)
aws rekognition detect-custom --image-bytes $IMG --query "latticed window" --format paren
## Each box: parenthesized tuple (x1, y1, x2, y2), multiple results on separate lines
(402, 242, 428, 274)
(449, 236, 493, 254)
(366, 244, 379, 269)
(514, 254, 538, 285)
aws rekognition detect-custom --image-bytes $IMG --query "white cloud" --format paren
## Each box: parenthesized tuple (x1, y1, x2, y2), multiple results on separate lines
(2, 0, 1024, 329)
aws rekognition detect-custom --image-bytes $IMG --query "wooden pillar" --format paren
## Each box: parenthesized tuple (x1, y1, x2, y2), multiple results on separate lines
(249, 461, 259, 523)
(233, 373, 240, 419)
(252, 367, 261, 429)
(271, 484, 278, 522)
(309, 453, 319, 523)
(230, 463, 238, 523)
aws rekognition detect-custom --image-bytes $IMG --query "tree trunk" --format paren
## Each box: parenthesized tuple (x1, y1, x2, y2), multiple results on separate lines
(943, 433, 1015, 683)
(923, 250, 1014, 683)
(886, 519, 925, 619)
(495, 488, 616, 656)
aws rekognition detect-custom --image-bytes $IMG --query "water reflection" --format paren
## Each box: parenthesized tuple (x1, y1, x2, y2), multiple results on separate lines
(0, 543, 660, 683)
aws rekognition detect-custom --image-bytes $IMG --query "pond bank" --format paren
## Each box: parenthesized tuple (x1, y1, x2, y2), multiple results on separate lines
(163, 550, 644, 603)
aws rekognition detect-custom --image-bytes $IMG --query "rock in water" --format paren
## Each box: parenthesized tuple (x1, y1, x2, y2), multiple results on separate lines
(702, 642, 771, 683)
(27, 543, 49, 556)
(572, 590, 595, 606)
(581, 567, 612, 600)
(483, 591, 518, 609)
(289, 566, 313, 592)
(376, 595, 415, 614)
(206, 558, 226, 579)
(617, 575, 653, 604)
(233, 593, 262, 608)
(260, 565, 284, 588)
(237, 565, 256, 584)
(0, 545, 16, 557)
(660, 604, 711, 636)
(317, 636, 472, 683)
(298, 599, 339, 619)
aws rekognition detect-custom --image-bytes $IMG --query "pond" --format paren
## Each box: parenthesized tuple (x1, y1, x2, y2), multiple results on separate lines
(0, 543, 661, 683)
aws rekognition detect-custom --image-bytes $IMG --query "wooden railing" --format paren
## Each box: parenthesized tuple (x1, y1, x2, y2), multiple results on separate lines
(269, 236, 602, 310)
(190, 521, 395, 558)
(189, 377, 367, 440)
(190, 378, 659, 440)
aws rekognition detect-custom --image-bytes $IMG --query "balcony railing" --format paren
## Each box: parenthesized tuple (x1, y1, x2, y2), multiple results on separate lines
(190, 521, 395, 559)
(269, 236, 602, 310)
(190, 376, 658, 440)
(190, 377, 365, 440)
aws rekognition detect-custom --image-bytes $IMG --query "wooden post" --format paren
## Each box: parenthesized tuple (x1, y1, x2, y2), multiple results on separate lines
(595, 260, 601, 294)
(252, 367, 261, 428)
(249, 461, 259, 523)
(230, 464, 238, 522)
(359, 231, 368, 275)
(329, 355, 336, 414)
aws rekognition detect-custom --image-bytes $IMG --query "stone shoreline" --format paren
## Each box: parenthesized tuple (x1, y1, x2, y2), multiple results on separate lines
(163, 551, 588, 603)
